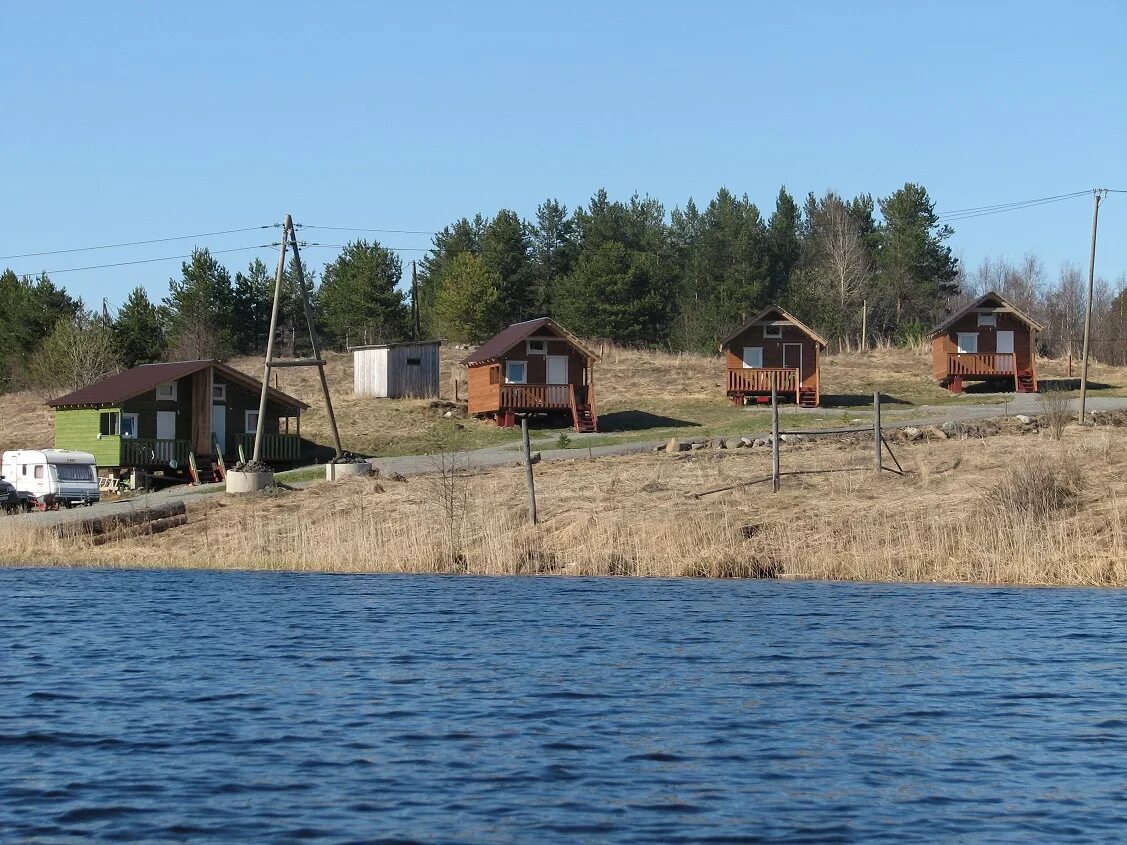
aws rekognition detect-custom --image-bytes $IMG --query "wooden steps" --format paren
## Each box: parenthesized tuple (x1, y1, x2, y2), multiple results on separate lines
(1016, 371, 1036, 393)
(798, 389, 818, 409)
(573, 403, 597, 433)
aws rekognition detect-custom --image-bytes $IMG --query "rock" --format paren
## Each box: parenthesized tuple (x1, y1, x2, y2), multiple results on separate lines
(713, 439, 728, 450)
(940, 421, 960, 437)
(390, 472, 407, 482)
(1015, 414, 1033, 425)
(665, 438, 686, 453)
(753, 437, 769, 448)
(903, 427, 922, 441)
(923, 425, 947, 440)
(690, 442, 707, 451)
(739, 436, 755, 448)
(443, 410, 454, 418)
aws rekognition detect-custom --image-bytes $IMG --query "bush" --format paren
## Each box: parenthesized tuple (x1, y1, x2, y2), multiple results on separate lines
(1039, 389, 1073, 441)
(987, 459, 1082, 519)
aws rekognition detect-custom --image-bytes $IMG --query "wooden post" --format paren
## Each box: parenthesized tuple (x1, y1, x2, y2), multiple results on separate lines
(771, 376, 780, 493)
(1079, 189, 1105, 424)
(411, 260, 420, 340)
(251, 223, 288, 464)
(873, 391, 882, 473)
(521, 417, 538, 525)
(861, 299, 867, 350)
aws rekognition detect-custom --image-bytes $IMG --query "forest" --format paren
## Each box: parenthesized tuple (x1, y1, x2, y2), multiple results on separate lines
(1, 182, 1123, 398)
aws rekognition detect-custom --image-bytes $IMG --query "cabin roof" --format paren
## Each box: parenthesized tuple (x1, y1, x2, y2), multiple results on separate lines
(928, 291, 1045, 337)
(460, 318, 597, 366)
(48, 360, 309, 410)
(719, 305, 829, 349)
(348, 340, 441, 352)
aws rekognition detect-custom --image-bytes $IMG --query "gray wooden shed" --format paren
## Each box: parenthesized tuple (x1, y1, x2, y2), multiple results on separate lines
(351, 341, 441, 398)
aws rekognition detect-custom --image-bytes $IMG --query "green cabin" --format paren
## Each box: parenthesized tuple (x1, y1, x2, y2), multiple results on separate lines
(49, 360, 308, 471)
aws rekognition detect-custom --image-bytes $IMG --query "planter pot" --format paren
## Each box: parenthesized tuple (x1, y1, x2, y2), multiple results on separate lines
(326, 462, 372, 481)
(226, 469, 274, 494)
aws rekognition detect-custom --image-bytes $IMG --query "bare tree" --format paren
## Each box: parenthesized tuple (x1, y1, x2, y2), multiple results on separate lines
(26, 312, 119, 400)
(805, 192, 873, 344)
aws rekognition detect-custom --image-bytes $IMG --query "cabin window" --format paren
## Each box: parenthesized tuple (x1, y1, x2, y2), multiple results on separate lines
(505, 361, 527, 384)
(741, 347, 764, 369)
(956, 332, 979, 354)
(212, 384, 227, 402)
(406, 357, 422, 366)
(156, 381, 177, 401)
(527, 339, 547, 355)
(121, 413, 139, 439)
(977, 313, 997, 327)
(763, 325, 783, 339)
(245, 410, 260, 434)
(99, 411, 120, 436)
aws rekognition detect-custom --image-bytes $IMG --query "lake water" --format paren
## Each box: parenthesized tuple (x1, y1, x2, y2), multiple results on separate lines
(3, 571, 1127, 844)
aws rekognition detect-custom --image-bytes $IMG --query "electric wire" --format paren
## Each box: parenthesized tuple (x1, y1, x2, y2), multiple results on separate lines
(0, 225, 277, 262)
(300, 224, 437, 236)
(34, 244, 278, 276)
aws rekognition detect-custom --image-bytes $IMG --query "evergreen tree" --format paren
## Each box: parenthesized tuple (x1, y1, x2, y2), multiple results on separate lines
(417, 216, 486, 332)
(872, 183, 959, 332)
(317, 240, 407, 347)
(528, 199, 577, 315)
(0, 269, 80, 391)
(232, 258, 275, 354)
(481, 209, 533, 324)
(432, 253, 502, 342)
(766, 186, 801, 299)
(163, 249, 237, 360)
(113, 287, 166, 367)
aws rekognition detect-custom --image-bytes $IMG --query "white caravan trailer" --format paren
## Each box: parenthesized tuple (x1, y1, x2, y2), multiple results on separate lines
(0, 450, 100, 508)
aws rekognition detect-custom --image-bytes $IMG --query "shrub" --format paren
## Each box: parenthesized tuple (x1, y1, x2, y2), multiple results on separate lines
(1039, 389, 1073, 441)
(987, 458, 1082, 519)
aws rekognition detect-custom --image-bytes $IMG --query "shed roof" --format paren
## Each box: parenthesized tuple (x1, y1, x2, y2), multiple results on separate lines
(719, 305, 829, 349)
(928, 291, 1045, 337)
(49, 360, 309, 410)
(348, 340, 441, 351)
(460, 318, 597, 366)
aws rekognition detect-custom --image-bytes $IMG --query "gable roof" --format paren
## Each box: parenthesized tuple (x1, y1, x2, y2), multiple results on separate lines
(928, 291, 1045, 337)
(719, 305, 829, 349)
(460, 317, 598, 366)
(49, 360, 309, 410)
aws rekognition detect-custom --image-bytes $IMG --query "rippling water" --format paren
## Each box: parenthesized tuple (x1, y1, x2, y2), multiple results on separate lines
(3, 570, 1127, 843)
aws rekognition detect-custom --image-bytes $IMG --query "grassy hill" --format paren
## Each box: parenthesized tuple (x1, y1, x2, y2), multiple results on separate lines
(2, 344, 1125, 457)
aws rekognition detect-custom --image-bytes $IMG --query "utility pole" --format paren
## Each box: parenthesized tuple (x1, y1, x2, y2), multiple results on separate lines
(102, 298, 110, 328)
(252, 214, 344, 464)
(411, 260, 420, 340)
(1078, 189, 1107, 423)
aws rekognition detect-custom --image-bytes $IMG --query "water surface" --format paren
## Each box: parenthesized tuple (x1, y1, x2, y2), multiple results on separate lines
(2, 570, 1127, 843)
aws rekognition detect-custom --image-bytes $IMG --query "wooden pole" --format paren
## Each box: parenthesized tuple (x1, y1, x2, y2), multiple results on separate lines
(521, 417, 538, 525)
(771, 376, 780, 492)
(411, 260, 420, 340)
(251, 223, 289, 464)
(861, 299, 867, 350)
(1078, 189, 1104, 424)
(873, 391, 882, 473)
(287, 218, 344, 458)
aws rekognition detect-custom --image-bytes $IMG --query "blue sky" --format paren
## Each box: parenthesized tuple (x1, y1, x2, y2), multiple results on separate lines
(1, 1, 1124, 309)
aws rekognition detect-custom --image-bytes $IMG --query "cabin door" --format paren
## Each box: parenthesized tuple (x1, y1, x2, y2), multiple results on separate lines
(783, 343, 802, 375)
(211, 404, 227, 455)
(546, 355, 568, 384)
(156, 411, 177, 441)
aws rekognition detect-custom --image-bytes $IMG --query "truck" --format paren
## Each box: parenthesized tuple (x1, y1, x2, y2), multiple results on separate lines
(0, 450, 100, 510)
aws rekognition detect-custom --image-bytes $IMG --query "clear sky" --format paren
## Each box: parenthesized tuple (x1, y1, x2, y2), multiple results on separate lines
(2, 1, 1124, 309)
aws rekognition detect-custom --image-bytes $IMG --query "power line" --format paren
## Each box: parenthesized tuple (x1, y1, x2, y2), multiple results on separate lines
(300, 224, 437, 236)
(0, 225, 277, 261)
(30, 244, 276, 276)
(303, 243, 431, 252)
(937, 190, 1093, 222)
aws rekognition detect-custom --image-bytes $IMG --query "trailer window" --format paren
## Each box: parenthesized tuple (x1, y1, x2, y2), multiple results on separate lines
(99, 412, 120, 436)
(55, 464, 94, 482)
(34, 466, 44, 479)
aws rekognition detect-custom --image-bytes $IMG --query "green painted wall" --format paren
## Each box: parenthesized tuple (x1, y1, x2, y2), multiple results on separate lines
(55, 408, 121, 466)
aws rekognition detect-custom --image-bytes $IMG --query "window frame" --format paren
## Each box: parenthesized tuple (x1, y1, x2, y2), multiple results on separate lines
(977, 313, 997, 327)
(741, 346, 764, 369)
(763, 324, 783, 339)
(956, 332, 979, 354)
(504, 360, 528, 384)
(212, 384, 227, 403)
(526, 339, 548, 355)
(156, 381, 178, 401)
(99, 411, 120, 437)
(244, 410, 260, 434)
(121, 412, 139, 439)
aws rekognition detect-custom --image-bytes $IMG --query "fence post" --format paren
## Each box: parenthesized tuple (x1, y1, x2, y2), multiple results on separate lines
(521, 417, 538, 525)
(873, 391, 882, 473)
(771, 376, 780, 492)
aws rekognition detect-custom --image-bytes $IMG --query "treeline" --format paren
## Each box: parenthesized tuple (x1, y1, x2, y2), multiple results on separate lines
(3, 182, 1125, 397)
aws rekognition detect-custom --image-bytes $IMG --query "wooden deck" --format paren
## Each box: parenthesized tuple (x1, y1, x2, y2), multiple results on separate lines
(947, 353, 1016, 376)
(498, 383, 573, 410)
(727, 368, 800, 394)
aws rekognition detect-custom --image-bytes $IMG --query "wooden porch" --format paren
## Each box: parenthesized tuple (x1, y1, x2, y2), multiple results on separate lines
(494, 383, 598, 432)
(945, 354, 1036, 393)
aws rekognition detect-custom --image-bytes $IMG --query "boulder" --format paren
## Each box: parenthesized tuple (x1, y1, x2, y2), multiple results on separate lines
(1015, 414, 1033, 425)
(690, 442, 708, 451)
(739, 436, 755, 448)
(713, 439, 728, 450)
(923, 425, 947, 440)
(666, 438, 687, 453)
(903, 427, 922, 441)
(753, 437, 769, 448)
(940, 421, 961, 438)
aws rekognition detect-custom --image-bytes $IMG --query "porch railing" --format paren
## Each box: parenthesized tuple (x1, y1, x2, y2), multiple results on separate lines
(948, 353, 1015, 376)
(237, 433, 302, 462)
(727, 367, 800, 394)
(121, 438, 191, 467)
(499, 383, 573, 409)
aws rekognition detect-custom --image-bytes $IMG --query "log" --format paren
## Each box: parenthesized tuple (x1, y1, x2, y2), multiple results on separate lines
(54, 501, 187, 539)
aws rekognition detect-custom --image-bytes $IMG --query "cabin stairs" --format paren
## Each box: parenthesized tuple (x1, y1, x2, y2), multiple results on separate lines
(573, 403, 598, 433)
(798, 388, 818, 409)
(1016, 371, 1036, 394)
(189, 453, 224, 485)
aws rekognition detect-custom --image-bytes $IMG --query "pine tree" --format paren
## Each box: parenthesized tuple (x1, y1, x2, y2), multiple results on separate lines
(432, 253, 502, 342)
(232, 258, 275, 354)
(317, 240, 407, 347)
(481, 209, 533, 324)
(113, 287, 166, 367)
(163, 249, 237, 360)
(528, 199, 577, 315)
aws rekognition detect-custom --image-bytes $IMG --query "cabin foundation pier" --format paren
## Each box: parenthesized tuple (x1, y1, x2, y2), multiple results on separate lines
(226, 469, 274, 494)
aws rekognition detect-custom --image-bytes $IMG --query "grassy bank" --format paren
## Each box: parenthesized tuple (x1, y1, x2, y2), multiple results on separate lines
(5, 422, 1127, 586)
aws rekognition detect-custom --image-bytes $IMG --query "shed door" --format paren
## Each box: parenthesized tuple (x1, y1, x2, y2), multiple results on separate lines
(996, 331, 1014, 354)
(782, 343, 802, 372)
(157, 411, 177, 441)
(741, 347, 763, 369)
(546, 355, 568, 384)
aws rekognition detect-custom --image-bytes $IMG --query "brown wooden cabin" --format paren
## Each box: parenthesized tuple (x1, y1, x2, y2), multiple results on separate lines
(720, 306, 828, 408)
(462, 318, 598, 432)
(929, 291, 1043, 394)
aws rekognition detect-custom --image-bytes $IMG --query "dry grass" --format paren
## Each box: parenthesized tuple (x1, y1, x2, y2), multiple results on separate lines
(0, 390, 55, 453)
(7, 427, 1127, 586)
